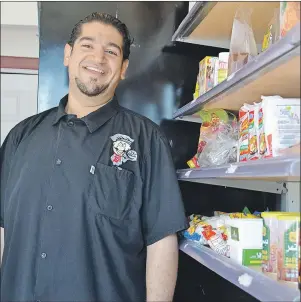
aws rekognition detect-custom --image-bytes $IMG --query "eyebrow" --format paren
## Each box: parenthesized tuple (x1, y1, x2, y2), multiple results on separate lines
(78, 37, 122, 54)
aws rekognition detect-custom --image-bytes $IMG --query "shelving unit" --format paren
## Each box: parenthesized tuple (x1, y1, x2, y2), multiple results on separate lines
(172, 2, 280, 49)
(172, 2, 300, 300)
(177, 155, 300, 182)
(173, 23, 300, 118)
(180, 239, 300, 302)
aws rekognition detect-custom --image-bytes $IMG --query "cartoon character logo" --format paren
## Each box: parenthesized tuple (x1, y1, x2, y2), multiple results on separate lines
(110, 134, 137, 166)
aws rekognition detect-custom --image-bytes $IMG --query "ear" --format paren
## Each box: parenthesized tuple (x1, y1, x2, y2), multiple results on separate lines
(120, 59, 129, 80)
(64, 44, 72, 67)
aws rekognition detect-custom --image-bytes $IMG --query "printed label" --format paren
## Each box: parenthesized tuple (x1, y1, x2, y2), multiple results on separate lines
(243, 249, 262, 266)
(231, 226, 240, 241)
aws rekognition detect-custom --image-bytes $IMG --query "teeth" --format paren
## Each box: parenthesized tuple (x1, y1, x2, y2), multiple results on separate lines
(85, 66, 104, 74)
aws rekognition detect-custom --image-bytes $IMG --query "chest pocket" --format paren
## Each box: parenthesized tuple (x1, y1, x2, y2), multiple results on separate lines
(89, 163, 136, 220)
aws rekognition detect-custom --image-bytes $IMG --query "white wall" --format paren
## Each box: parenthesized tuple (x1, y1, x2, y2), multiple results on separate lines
(1, 25, 39, 58)
(1, 1, 39, 58)
(1, 2, 38, 27)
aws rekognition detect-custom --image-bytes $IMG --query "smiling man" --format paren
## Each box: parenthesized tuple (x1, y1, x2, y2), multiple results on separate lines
(0, 13, 188, 302)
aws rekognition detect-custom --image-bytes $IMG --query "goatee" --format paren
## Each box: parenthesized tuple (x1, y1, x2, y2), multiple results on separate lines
(75, 77, 109, 97)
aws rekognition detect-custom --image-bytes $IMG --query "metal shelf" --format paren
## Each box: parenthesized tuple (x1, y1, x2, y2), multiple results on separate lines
(173, 23, 300, 118)
(172, 2, 279, 49)
(177, 155, 300, 182)
(180, 239, 300, 302)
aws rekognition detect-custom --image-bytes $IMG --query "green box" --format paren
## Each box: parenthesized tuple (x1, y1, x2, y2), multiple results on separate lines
(242, 249, 262, 266)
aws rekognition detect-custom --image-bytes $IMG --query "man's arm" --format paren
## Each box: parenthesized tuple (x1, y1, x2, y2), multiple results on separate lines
(146, 234, 179, 302)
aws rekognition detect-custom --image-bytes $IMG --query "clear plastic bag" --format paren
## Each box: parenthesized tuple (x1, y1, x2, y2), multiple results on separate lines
(197, 121, 239, 168)
(228, 7, 258, 75)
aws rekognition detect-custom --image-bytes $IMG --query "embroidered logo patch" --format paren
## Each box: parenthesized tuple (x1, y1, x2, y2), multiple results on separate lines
(110, 134, 137, 166)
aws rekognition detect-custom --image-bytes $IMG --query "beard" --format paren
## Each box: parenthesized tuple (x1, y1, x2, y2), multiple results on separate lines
(75, 77, 109, 97)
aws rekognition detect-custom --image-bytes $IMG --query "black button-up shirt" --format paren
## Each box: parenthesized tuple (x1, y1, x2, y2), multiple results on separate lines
(0, 95, 188, 302)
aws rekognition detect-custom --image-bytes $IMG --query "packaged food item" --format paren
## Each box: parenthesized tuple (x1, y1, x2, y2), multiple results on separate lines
(277, 214, 300, 288)
(247, 104, 259, 160)
(261, 212, 283, 278)
(198, 56, 219, 95)
(217, 52, 229, 84)
(262, 96, 301, 158)
(280, 1, 300, 38)
(187, 109, 237, 168)
(262, 8, 280, 52)
(213, 58, 219, 87)
(202, 225, 230, 257)
(193, 76, 200, 100)
(255, 102, 267, 158)
(228, 7, 258, 75)
(238, 105, 249, 162)
(261, 211, 297, 279)
(227, 218, 263, 268)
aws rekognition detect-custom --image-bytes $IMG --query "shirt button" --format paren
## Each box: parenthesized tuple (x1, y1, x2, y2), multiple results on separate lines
(67, 121, 74, 127)
(56, 159, 62, 165)
(47, 205, 53, 211)
(41, 253, 47, 259)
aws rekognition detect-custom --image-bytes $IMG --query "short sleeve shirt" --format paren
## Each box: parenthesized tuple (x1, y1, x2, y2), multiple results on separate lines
(0, 95, 188, 302)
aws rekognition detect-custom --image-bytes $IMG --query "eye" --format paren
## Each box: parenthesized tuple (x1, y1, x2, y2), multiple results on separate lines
(82, 44, 92, 49)
(106, 50, 117, 56)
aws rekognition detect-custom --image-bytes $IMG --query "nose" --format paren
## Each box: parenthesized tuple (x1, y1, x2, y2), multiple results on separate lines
(93, 47, 106, 64)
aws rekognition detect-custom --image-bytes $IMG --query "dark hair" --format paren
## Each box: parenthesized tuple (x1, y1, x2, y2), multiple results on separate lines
(68, 12, 133, 60)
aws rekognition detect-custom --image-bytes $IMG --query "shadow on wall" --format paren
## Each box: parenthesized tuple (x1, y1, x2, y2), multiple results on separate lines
(38, 1, 226, 124)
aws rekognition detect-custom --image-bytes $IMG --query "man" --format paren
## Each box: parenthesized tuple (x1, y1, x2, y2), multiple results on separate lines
(0, 12, 188, 302)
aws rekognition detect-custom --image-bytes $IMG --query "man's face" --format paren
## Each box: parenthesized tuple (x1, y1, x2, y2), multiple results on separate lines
(64, 22, 129, 97)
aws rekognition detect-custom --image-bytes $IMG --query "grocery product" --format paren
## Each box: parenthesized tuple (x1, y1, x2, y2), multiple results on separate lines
(262, 8, 280, 52)
(247, 104, 259, 160)
(217, 52, 229, 84)
(187, 109, 238, 168)
(277, 214, 300, 288)
(238, 105, 249, 162)
(227, 218, 263, 268)
(255, 102, 267, 158)
(261, 211, 283, 279)
(262, 96, 301, 158)
(198, 56, 219, 95)
(280, 1, 300, 38)
(202, 225, 229, 257)
(228, 7, 258, 75)
(193, 76, 200, 100)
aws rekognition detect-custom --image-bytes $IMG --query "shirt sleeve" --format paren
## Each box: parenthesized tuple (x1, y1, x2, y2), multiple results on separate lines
(1, 131, 18, 228)
(141, 131, 189, 246)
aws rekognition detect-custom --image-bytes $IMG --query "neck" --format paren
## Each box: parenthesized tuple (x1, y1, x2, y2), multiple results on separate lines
(66, 89, 114, 118)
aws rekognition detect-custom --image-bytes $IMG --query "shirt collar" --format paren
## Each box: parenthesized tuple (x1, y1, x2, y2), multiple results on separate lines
(52, 94, 119, 133)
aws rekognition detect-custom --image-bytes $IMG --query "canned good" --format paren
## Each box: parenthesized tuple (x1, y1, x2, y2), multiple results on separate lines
(277, 214, 300, 289)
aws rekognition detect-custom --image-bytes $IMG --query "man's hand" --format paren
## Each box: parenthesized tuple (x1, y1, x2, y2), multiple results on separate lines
(146, 234, 179, 302)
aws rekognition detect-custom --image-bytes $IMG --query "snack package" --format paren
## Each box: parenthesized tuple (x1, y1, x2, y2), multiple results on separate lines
(217, 52, 229, 84)
(280, 1, 300, 38)
(193, 76, 200, 100)
(188, 109, 238, 168)
(262, 96, 301, 157)
(238, 105, 249, 162)
(202, 225, 230, 257)
(262, 8, 280, 52)
(247, 104, 259, 160)
(198, 56, 219, 95)
(228, 7, 258, 75)
(255, 102, 268, 158)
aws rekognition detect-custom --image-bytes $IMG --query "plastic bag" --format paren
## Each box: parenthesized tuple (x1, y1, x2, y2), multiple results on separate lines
(196, 121, 238, 168)
(228, 7, 258, 75)
(187, 109, 238, 168)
